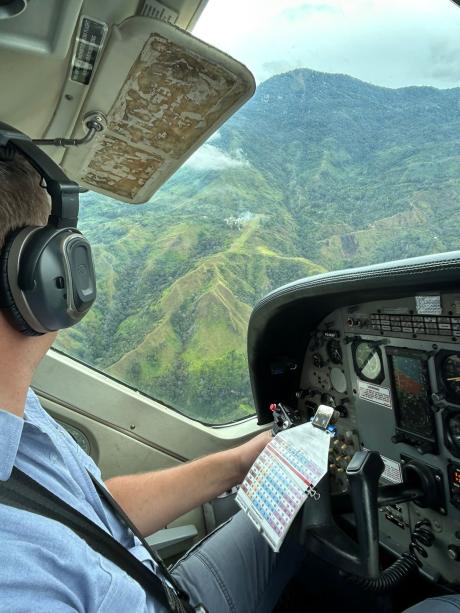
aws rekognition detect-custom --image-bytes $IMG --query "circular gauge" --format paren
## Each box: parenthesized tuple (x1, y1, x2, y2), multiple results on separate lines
(442, 353, 460, 404)
(327, 340, 343, 364)
(331, 367, 347, 393)
(446, 412, 460, 456)
(353, 341, 384, 383)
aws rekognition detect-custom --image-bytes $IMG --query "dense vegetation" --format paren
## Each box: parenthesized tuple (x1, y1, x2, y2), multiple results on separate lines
(55, 68, 460, 424)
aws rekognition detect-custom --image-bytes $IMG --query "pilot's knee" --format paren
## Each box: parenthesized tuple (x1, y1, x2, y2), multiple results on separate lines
(405, 596, 460, 612)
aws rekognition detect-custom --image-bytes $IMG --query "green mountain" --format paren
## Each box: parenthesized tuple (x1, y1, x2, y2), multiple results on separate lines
(55, 68, 460, 423)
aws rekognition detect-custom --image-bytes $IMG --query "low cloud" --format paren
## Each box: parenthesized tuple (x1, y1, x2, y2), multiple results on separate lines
(427, 40, 460, 85)
(185, 144, 250, 172)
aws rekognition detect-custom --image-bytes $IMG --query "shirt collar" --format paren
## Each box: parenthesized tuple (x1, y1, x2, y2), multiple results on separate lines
(0, 408, 24, 481)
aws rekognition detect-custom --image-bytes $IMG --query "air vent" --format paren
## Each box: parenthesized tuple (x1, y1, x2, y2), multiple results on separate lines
(140, 0, 178, 24)
(0, 0, 28, 20)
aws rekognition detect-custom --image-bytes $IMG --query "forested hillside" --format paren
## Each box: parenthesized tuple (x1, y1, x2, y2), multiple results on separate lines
(55, 68, 460, 423)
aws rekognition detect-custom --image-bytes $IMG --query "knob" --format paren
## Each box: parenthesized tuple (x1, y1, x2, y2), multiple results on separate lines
(313, 353, 324, 368)
(336, 404, 349, 418)
(344, 430, 355, 444)
(448, 545, 460, 561)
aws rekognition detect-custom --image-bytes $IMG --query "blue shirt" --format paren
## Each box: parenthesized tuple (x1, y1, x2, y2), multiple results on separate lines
(0, 389, 167, 612)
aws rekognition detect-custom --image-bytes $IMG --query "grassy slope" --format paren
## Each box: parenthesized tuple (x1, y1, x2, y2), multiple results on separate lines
(104, 214, 325, 422)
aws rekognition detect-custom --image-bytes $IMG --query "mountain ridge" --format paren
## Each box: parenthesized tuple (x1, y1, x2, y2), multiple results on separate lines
(55, 67, 460, 423)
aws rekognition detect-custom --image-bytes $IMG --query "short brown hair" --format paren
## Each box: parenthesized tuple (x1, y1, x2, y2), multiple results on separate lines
(0, 152, 50, 248)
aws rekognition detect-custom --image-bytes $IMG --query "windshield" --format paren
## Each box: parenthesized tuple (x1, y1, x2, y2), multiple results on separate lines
(54, 0, 460, 425)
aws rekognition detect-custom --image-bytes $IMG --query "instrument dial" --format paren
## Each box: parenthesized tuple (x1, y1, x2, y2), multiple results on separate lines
(327, 340, 343, 364)
(353, 341, 384, 383)
(447, 413, 460, 452)
(441, 353, 460, 404)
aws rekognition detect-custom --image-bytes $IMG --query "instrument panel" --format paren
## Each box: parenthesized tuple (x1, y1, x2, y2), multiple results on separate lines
(296, 292, 460, 585)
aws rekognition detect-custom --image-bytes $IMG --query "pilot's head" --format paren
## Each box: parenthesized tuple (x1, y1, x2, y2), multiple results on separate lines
(0, 152, 50, 246)
(0, 153, 54, 353)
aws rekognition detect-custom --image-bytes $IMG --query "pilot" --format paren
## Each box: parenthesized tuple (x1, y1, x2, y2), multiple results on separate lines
(0, 152, 307, 611)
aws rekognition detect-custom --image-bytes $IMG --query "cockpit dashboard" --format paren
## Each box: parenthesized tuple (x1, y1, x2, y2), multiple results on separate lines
(248, 251, 460, 587)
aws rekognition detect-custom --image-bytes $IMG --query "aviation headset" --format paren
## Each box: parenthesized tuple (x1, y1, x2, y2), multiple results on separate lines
(0, 121, 96, 335)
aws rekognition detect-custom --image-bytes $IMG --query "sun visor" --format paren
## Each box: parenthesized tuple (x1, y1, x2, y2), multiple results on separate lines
(61, 17, 255, 204)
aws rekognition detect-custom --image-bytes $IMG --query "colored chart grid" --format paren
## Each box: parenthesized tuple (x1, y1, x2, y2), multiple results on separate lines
(271, 436, 324, 484)
(237, 445, 308, 551)
(237, 422, 330, 552)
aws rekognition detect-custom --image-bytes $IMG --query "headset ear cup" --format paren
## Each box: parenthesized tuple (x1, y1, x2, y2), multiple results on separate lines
(0, 231, 41, 336)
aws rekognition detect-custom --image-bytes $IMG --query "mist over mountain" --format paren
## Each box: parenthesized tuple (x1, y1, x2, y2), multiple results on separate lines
(55, 68, 460, 423)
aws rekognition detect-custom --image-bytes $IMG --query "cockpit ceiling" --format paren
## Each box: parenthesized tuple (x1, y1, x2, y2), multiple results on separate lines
(0, 0, 255, 203)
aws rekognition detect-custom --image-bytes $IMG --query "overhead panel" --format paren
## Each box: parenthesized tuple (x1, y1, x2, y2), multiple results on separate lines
(61, 17, 255, 203)
(0, 0, 83, 138)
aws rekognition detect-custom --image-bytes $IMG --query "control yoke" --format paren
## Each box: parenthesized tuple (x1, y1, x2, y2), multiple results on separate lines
(346, 451, 384, 577)
(301, 450, 385, 577)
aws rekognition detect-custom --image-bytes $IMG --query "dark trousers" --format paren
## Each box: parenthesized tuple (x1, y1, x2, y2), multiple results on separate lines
(171, 510, 456, 613)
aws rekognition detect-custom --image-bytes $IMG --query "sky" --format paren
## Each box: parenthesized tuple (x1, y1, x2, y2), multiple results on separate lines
(193, 0, 460, 89)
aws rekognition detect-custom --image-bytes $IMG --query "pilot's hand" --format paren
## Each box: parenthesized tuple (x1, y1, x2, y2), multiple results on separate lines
(235, 431, 272, 479)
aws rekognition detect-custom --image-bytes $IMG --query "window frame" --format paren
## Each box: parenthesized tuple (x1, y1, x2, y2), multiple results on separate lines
(35, 348, 263, 459)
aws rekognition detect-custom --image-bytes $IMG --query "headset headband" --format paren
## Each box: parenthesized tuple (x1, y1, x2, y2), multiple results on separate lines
(0, 121, 80, 228)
